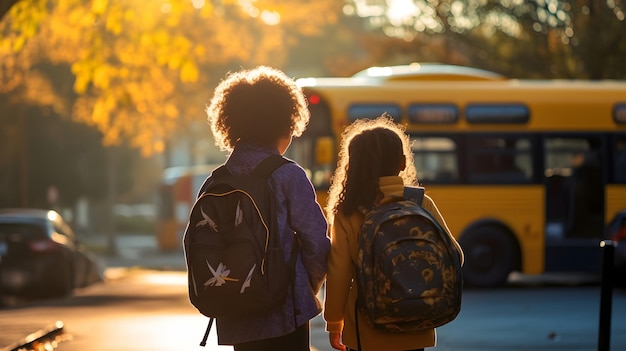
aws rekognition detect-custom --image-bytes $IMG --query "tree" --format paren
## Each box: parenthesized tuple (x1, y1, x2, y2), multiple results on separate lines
(342, 0, 626, 79)
(1, 0, 342, 156)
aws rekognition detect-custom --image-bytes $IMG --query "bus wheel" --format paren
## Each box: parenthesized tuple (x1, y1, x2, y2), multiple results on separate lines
(459, 226, 514, 288)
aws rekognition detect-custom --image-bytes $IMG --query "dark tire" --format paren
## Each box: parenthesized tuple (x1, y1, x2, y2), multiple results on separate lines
(459, 226, 515, 288)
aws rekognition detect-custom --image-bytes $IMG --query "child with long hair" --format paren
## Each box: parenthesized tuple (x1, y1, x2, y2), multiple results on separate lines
(323, 116, 463, 351)
(188, 66, 330, 351)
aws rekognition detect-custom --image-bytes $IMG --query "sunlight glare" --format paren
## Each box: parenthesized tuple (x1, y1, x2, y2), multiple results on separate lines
(387, 0, 418, 26)
(103, 315, 232, 350)
(366, 66, 393, 77)
(139, 272, 188, 285)
(191, 0, 205, 10)
(352, 0, 385, 17)
(239, 0, 260, 18)
(296, 77, 317, 87)
(161, 3, 172, 14)
(260, 10, 281, 26)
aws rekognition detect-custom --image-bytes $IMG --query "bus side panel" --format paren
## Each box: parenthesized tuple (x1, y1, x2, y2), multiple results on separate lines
(426, 185, 545, 275)
(606, 185, 626, 223)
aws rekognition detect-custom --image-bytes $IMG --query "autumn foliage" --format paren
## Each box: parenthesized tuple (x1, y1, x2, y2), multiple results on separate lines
(0, 0, 340, 155)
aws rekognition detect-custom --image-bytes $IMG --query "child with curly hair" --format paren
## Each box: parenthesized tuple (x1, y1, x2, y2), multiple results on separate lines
(323, 115, 463, 351)
(189, 66, 330, 351)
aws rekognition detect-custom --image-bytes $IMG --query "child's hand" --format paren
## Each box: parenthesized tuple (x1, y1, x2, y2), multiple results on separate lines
(329, 332, 347, 351)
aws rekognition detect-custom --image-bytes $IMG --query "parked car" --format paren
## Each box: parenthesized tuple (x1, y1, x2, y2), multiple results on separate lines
(0, 208, 103, 298)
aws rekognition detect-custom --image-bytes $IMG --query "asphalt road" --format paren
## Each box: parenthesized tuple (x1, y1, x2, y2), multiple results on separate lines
(1, 268, 625, 351)
(2, 234, 625, 351)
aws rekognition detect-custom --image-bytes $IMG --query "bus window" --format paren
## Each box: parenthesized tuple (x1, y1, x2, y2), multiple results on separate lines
(466, 135, 533, 184)
(411, 137, 458, 184)
(465, 104, 530, 124)
(614, 103, 626, 124)
(544, 137, 603, 239)
(287, 90, 335, 191)
(408, 104, 459, 124)
(545, 138, 590, 176)
(287, 138, 333, 188)
(305, 93, 332, 136)
(348, 104, 402, 122)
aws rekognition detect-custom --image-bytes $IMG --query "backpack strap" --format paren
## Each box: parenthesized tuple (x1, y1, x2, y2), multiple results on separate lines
(403, 186, 425, 206)
(199, 317, 214, 346)
(202, 165, 230, 192)
(202, 155, 290, 192)
(256, 154, 301, 328)
(208, 154, 290, 182)
(251, 154, 292, 178)
(210, 165, 230, 179)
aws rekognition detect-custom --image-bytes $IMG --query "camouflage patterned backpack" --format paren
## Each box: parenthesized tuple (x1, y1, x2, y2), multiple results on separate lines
(355, 186, 463, 336)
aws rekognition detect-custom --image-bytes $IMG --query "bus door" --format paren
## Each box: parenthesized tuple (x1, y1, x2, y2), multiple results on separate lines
(543, 135, 605, 272)
(290, 89, 336, 206)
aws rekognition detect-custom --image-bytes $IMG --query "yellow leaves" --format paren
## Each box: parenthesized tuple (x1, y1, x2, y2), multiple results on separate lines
(3, 0, 343, 156)
(152, 140, 165, 154)
(164, 103, 179, 119)
(72, 59, 111, 93)
(105, 6, 124, 35)
(193, 44, 206, 57)
(71, 61, 91, 94)
(242, 0, 340, 35)
(67, 7, 95, 28)
(0, 0, 46, 52)
(167, 50, 184, 69)
(162, 1, 188, 28)
(168, 36, 193, 70)
(123, 8, 136, 22)
(92, 0, 108, 15)
(180, 60, 199, 82)
(93, 65, 111, 89)
(10, 35, 26, 52)
(72, 60, 183, 155)
(92, 96, 112, 129)
(197, 1, 215, 18)
(22, 72, 67, 114)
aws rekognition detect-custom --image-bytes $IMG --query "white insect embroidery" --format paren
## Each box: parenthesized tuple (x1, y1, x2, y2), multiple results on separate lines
(240, 264, 256, 293)
(204, 261, 238, 287)
(235, 200, 243, 226)
(196, 207, 218, 231)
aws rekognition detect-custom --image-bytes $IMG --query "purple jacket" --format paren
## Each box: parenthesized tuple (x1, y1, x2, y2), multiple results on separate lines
(187, 143, 330, 344)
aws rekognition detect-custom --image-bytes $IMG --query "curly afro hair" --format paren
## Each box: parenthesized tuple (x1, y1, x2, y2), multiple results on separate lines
(206, 66, 310, 151)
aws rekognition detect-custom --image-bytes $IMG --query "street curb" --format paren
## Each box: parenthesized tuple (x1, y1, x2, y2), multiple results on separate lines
(1, 321, 65, 351)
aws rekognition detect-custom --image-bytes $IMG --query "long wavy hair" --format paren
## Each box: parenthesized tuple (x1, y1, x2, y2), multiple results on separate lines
(325, 115, 418, 224)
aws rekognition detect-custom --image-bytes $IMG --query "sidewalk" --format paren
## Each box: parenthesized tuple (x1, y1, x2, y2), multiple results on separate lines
(85, 233, 187, 274)
(0, 234, 185, 351)
(1, 234, 331, 351)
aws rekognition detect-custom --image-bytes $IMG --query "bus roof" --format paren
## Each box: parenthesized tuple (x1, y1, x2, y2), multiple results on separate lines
(296, 63, 507, 86)
(297, 63, 626, 88)
(296, 66, 626, 131)
(352, 63, 507, 81)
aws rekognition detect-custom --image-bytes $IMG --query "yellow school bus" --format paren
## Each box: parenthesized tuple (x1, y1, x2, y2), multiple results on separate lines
(291, 63, 626, 287)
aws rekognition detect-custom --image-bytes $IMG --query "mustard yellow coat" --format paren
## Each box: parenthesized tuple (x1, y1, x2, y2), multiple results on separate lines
(324, 176, 464, 351)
